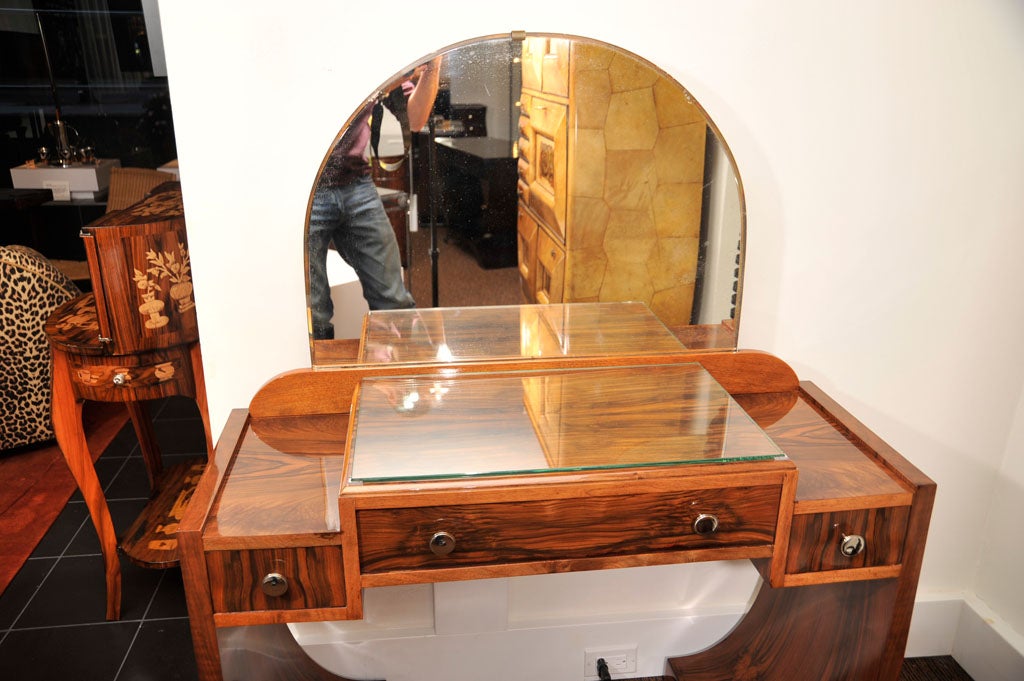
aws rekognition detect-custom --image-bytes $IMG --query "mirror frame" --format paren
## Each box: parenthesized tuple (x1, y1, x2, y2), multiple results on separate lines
(305, 32, 747, 367)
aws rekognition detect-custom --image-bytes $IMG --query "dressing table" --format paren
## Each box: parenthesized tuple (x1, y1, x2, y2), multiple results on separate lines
(179, 302, 933, 681)
(180, 33, 933, 681)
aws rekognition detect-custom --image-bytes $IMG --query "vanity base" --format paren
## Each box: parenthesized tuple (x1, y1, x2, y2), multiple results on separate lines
(180, 347, 934, 681)
(202, 568, 906, 681)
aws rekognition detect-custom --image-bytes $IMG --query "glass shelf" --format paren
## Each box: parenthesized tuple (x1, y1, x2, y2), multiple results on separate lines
(358, 302, 686, 365)
(348, 363, 785, 483)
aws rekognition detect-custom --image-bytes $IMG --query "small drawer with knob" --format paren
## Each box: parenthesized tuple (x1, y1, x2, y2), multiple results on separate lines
(67, 345, 194, 402)
(204, 545, 348, 614)
(356, 484, 783, 575)
(785, 507, 910, 576)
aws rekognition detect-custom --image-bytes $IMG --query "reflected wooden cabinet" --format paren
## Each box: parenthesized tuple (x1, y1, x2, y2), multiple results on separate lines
(517, 37, 709, 326)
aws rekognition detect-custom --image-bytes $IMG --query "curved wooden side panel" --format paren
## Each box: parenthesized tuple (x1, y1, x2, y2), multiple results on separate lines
(666, 576, 899, 681)
(249, 350, 800, 420)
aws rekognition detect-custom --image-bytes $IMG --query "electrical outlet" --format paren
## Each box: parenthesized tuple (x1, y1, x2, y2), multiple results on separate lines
(583, 646, 637, 678)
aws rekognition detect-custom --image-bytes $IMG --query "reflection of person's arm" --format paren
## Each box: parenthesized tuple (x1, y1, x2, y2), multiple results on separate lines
(407, 56, 442, 131)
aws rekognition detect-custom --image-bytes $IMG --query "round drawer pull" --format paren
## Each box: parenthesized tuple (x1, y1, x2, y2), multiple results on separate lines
(840, 534, 866, 557)
(429, 531, 456, 556)
(112, 372, 128, 386)
(693, 513, 719, 536)
(261, 572, 289, 597)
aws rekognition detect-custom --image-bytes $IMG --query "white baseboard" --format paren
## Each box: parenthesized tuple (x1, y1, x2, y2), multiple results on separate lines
(951, 595, 1024, 681)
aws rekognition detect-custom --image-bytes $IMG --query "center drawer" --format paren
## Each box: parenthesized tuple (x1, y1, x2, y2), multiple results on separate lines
(356, 484, 783, 574)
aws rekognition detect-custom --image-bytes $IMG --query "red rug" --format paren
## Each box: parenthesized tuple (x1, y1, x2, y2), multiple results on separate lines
(0, 402, 129, 595)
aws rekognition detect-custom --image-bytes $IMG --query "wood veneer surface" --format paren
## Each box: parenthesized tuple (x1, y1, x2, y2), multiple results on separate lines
(204, 386, 903, 546)
(734, 390, 910, 508)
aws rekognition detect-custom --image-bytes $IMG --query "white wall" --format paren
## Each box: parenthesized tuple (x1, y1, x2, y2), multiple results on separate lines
(158, 0, 1024, 675)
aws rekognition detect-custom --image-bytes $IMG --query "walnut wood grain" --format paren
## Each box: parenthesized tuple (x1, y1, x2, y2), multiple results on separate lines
(356, 484, 782, 575)
(205, 546, 347, 614)
(734, 390, 911, 509)
(666, 573, 899, 680)
(785, 507, 910, 575)
(45, 293, 105, 355)
(179, 342, 933, 681)
(80, 184, 198, 355)
(120, 458, 206, 568)
(249, 349, 799, 421)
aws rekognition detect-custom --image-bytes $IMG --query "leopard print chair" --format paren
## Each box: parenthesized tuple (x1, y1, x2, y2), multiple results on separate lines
(1, 245, 81, 451)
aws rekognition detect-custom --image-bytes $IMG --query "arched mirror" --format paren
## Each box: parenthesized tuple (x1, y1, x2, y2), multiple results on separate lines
(306, 33, 744, 367)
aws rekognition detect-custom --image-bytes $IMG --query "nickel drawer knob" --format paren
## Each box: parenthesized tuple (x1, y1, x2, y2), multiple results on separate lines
(429, 531, 456, 556)
(840, 534, 866, 557)
(693, 513, 719, 536)
(112, 372, 128, 386)
(261, 572, 289, 597)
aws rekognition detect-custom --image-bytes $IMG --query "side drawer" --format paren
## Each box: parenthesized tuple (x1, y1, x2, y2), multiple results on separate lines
(205, 545, 347, 614)
(357, 484, 783, 574)
(68, 346, 195, 402)
(786, 507, 910, 575)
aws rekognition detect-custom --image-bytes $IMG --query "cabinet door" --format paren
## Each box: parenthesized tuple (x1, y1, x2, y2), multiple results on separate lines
(535, 228, 565, 304)
(526, 97, 567, 241)
(517, 205, 538, 302)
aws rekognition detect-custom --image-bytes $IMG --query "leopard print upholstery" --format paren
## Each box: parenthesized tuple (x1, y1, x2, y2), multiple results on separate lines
(1, 245, 81, 450)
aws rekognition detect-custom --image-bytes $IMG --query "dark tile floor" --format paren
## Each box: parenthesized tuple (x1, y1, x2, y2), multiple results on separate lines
(0, 397, 202, 681)
(0, 397, 974, 681)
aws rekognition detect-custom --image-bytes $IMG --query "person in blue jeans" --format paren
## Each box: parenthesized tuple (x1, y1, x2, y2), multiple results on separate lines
(308, 57, 441, 340)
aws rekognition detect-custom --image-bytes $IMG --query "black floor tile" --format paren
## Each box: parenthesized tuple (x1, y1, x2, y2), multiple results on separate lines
(146, 570, 190, 620)
(0, 558, 56, 630)
(69, 455, 131, 503)
(118, 617, 199, 681)
(0, 621, 139, 681)
(14, 555, 163, 628)
(151, 420, 207, 457)
(151, 396, 203, 421)
(103, 456, 158, 500)
(65, 498, 149, 556)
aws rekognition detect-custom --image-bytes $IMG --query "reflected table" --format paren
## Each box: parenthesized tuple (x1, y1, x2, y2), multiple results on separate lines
(179, 304, 934, 681)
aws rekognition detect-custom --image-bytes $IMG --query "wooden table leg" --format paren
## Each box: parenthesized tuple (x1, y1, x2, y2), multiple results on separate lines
(126, 400, 162, 489)
(189, 341, 215, 456)
(50, 348, 122, 621)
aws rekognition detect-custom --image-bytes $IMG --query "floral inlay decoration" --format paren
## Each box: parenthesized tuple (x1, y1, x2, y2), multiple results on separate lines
(132, 241, 195, 329)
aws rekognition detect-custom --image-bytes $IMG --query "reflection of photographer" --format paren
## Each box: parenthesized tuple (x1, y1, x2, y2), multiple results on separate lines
(309, 57, 442, 340)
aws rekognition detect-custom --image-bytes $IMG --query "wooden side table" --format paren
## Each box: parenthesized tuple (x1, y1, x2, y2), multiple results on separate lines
(45, 184, 213, 620)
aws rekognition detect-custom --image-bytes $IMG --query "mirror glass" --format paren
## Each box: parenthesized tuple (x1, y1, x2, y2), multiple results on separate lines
(307, 34, 744, 367)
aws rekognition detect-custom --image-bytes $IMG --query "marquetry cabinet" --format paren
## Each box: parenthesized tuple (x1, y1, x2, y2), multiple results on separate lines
(517, 37, 709, 326)
(46, 183, 212, 621)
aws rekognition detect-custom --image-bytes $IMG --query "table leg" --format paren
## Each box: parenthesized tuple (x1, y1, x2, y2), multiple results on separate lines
(50, 348, 122, 620)
(189, 341, 215, 456)
(126, 400, 162, 489)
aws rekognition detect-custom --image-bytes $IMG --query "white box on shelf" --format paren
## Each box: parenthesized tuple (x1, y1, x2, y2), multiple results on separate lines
(10, 158, 121, 201)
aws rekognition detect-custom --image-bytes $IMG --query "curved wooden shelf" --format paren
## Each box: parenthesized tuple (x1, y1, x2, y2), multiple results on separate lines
(120, 458, 206, 568)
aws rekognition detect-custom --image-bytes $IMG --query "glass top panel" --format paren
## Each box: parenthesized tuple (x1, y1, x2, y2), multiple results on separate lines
(348, 363, 785, 484)
(359, 302, 686, 365)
